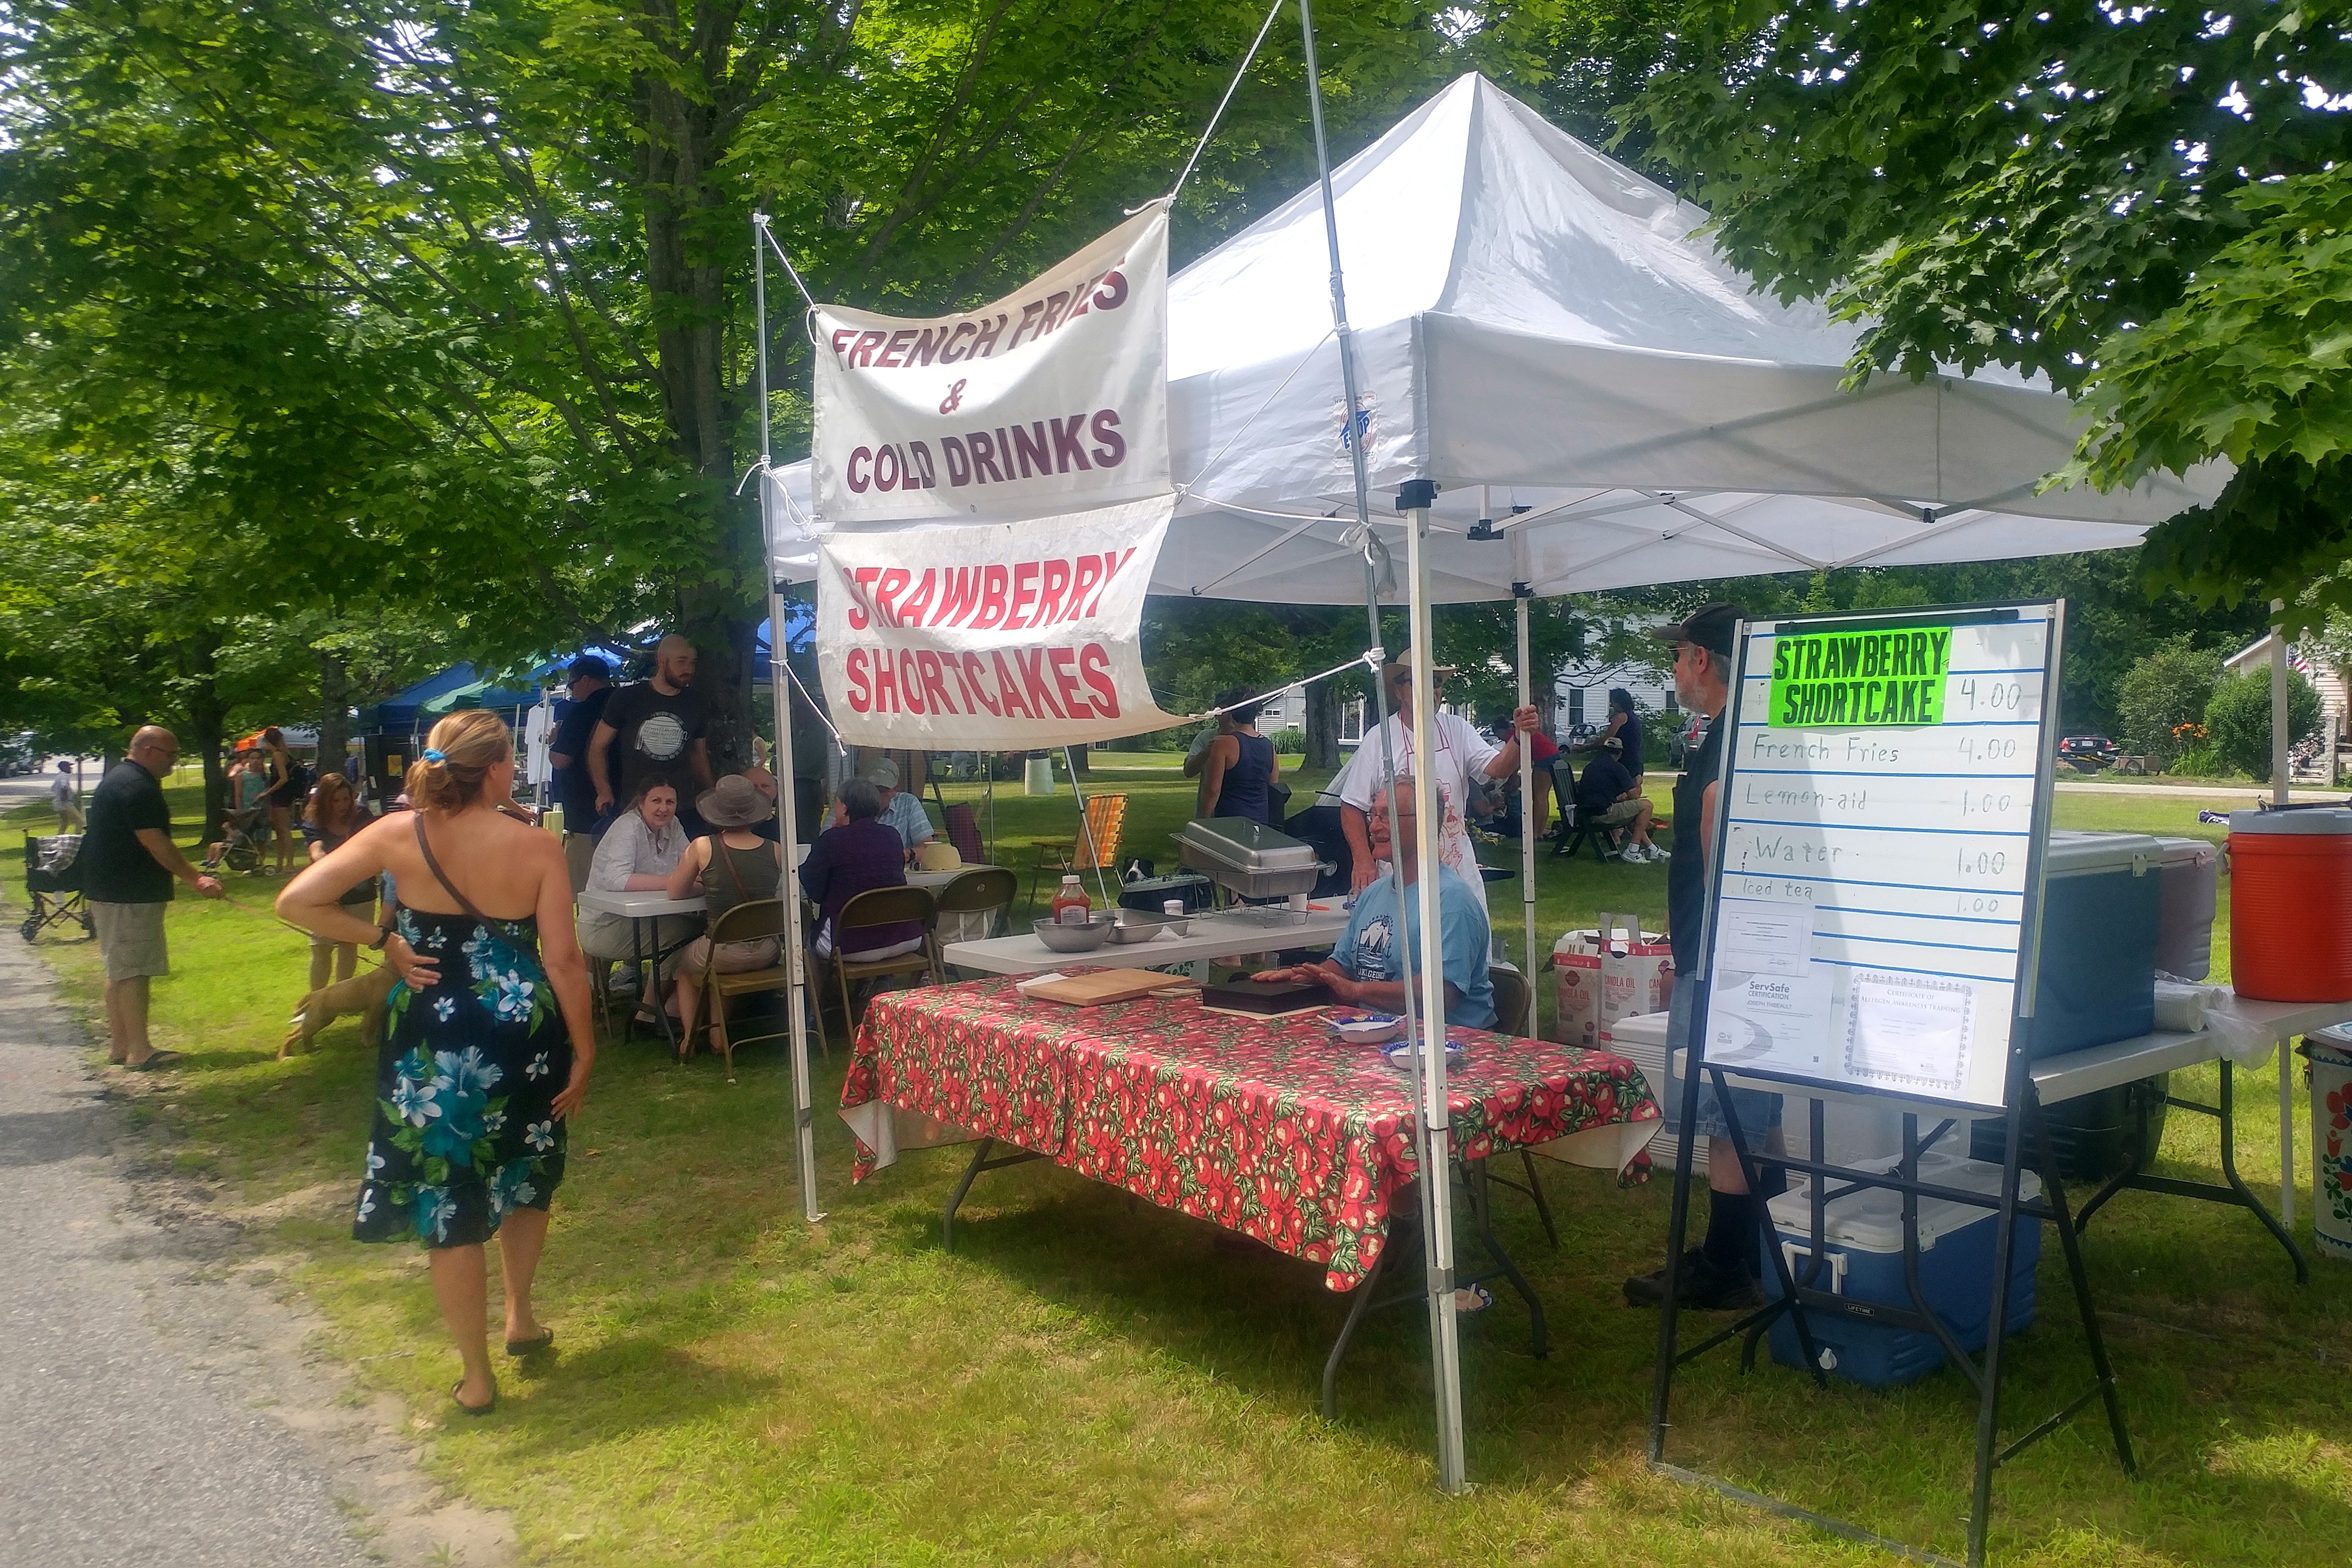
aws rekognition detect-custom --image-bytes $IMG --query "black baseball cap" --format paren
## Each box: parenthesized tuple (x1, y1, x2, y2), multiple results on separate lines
(1649, 602, 1743, 660)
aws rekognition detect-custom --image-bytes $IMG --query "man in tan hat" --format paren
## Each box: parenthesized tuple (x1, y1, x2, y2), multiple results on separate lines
(1332, 647, 1540, 913)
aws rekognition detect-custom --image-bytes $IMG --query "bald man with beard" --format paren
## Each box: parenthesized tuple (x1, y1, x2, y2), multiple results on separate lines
(82, 726, 224, 1070)
(588, 634, 715, 833)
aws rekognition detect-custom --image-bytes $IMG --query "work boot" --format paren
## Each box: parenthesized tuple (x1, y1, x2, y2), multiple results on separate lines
(1622, 1247, 1763, 1310)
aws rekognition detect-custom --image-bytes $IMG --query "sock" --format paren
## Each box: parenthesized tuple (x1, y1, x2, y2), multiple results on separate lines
(1702, 1190, 1760, 1276)
(1759, 1160, 1791, 1201)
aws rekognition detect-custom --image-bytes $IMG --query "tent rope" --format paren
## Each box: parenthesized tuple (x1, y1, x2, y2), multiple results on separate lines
(1167, 0, 1289, 202)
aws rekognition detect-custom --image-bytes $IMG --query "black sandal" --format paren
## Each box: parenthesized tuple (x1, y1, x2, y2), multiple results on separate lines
(505, 1328, 555, 1358)
(451, 1378, 497, 1416)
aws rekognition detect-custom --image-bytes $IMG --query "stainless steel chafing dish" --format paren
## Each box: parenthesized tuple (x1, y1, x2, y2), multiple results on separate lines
(1176, 817, 1322, 900)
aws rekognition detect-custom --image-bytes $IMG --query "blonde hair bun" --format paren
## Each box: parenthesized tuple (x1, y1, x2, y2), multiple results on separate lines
(402, 710, 512, 813)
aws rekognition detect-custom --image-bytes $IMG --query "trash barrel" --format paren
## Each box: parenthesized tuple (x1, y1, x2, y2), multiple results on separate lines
(2305, 1028, 2352, 1261)
(1023, 755, 1056, 796)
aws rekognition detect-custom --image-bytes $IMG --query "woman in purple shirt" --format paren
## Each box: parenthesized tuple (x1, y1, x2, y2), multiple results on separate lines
(801, 778, 923, 961)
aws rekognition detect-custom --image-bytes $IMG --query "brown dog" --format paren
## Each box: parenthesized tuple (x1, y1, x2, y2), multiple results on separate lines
(282, 965, 397, 1059)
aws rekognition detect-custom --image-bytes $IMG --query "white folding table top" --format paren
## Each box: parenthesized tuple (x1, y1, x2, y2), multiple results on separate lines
(943, 902, 1352, 977)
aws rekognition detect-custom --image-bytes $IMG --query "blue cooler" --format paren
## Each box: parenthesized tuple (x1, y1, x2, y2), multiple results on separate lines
(1764, 1151, 2042, 1387)
(2031, 832, 2160, 1058)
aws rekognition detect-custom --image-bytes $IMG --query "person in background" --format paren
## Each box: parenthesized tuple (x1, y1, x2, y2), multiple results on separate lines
(1569, 736, 1662, 861)
(587, 634, 713, 832)
(841, 756, 934, 862)
(1256, 784, 1493, 1029)
(577, 775, 694, 1015)
(83, 726, 225, 1070)
(1621, 602, 1776, 1311)
(301, 772, 376, 990)
(740, 764, 783, 843)
(51, 759, 83, 833)
(1196, 689, 1280, 824)
(1522, 719, 1560, 840)
(802, 777, 921, 962)
(277, 709, 592, 1417)
(260, 726, 305, 873)
(547, 654, 613, 887)
(662, 776, 786, 1064)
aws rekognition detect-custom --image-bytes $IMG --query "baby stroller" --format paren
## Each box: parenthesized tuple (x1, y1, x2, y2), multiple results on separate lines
(208, 799, 269, 873)
(22, 834, 93, 943)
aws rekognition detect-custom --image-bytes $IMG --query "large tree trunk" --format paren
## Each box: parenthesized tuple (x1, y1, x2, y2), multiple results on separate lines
(1306, 680, 1342, 772)
(316, 650, 352, 783)
(178, 636, 228, 838)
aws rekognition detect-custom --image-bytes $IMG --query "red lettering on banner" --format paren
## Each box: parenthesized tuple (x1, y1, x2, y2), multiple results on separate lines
(873, 568, 910, 625)
(846, 648, 872, 712)
(846, 448, 873, 493)
(1015, 648, 1064, 719)
(969, 431, 1006, 484)
(1086, 549, 1135, 617)
(1066, 555, 1101, 621)
(908, 441, 936, 489)
(851, 330, 887, 367)
(939, 322, 977, 364)
(969, 313, 1007, 357)
(1066, 273, 1099, 321)
(1009, 562, 1040, 629)
(1040, 290, 1073, 335)
(993, 652, 1033, 719)
(941, 437, 972, 486)
(898, 569, 936, 627)
(960, 653, 1000, 716)
(1092, 270, 1128, 310)
(1010, 421, 1051, 480)
(937, 566, 980, 627)
(1009, 299, 1046, 351)
(877, 329, 916, 369)
(1037, 558, 1071, 623)
(1090, 409, 1126, 467)
(908, 328, 945, 368)
(916, 651, 957, 715)
(1079, 644, 1119, 716)
(831, 328, 858, 359)
(848, 567, 882, 631)
(873, 648, 899, 712)
(974, 565, 1011, 629)
(1048, 648, 1087, 717)
(873, 444, 900, 492)
(1049, 415, 1093, 472)
(897, 650, 924, 715)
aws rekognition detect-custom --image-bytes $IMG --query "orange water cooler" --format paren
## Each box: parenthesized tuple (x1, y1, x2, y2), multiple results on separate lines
(2228, 808, 2352, 1002)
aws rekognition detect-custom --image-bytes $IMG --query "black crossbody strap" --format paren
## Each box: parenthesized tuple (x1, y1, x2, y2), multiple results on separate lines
(414, 814, 489, 923)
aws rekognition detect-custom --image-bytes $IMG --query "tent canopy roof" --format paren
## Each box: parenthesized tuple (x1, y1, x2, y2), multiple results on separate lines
(771, 73, 2221, 604)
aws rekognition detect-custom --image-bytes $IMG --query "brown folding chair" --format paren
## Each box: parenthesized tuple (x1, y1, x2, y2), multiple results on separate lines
(816, 885, 941, 1057)
(692, 898, 792, 1080)
(1472, 964, 1559, 1249)
(1027, 792, 1126, 916)
(930, 866, 1018, 966)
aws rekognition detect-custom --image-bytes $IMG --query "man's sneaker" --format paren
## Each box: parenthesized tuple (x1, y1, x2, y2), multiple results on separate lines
(1640, 842, 1668, 863)
(1623, 1247, 1763, 1310)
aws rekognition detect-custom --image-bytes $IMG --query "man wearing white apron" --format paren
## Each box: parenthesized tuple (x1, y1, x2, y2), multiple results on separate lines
(1336, 649, 1539, 915)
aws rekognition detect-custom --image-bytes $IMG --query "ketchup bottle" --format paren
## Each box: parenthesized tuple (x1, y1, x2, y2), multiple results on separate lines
(1052, 875, 1092, 925)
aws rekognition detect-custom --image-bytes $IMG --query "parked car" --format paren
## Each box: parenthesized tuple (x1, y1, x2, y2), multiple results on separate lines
(2058, 734, 2118, 771)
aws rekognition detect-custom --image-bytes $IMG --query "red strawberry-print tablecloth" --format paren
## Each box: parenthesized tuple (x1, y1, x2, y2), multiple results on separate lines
(843, 977, 1659, 1290)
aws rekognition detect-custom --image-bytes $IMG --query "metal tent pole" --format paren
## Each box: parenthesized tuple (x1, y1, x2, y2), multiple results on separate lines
(754, 212, 824, 1223)
(1514, 578, 1538, 978)
(2271, 599, 2295, 1227)
(1297, 0, 1466, 1491)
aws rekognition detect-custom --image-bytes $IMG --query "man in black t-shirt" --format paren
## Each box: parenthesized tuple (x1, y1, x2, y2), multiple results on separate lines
(1620, 602, 1781, 1312)
(83, 726, 224, 1070)
(587, 634, 714, 830)
(548, 654, 613, 882)
(1571, 736, 1660, 860)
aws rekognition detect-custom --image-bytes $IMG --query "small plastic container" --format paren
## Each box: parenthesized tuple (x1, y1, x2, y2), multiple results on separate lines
(2152, 836, 2221, 981)
(2229, 809, 2352, 1002)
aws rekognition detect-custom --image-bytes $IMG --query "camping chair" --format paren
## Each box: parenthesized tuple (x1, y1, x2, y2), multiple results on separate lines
(943, 802, 986, 867)
(815, 885, 941, 1058)
(1553, 795, 1629, 863)
(932, 866, 1018, 963)
(1466, 965, 1559, 1249)
(692, 898, 794, 1081)
(1027, 792, 1126, 916)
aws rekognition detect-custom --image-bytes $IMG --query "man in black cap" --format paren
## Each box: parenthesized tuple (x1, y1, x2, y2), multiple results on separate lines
(1622, 601, 1782, 1311)
(548, 654, 613, 887)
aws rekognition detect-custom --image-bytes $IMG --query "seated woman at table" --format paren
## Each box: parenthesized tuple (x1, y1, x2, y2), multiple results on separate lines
(662, 775, 785, 1063)
(1256, 785, 1495, 1029)
(578, 775, 696, 1011)
(803, 777, 924, 963)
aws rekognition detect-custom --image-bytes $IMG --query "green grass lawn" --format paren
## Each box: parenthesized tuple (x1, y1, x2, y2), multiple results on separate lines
(7, 768, 2350, 1566)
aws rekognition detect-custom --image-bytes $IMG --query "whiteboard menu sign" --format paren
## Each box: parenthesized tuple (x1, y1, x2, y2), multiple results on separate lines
(1698, 603, 2062, 1112)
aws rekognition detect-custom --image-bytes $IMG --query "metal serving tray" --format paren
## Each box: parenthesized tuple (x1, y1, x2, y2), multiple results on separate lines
(1177, 817, 1322, 899)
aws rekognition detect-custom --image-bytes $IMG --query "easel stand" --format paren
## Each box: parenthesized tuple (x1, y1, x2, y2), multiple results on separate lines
(1647, 1020, 2137, 1568)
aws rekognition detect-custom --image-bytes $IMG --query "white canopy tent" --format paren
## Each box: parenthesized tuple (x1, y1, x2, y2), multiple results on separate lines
(775, 72, 2219, 597)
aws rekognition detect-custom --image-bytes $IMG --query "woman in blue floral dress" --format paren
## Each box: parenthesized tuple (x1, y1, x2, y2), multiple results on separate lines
(281, 711, 595, 1416)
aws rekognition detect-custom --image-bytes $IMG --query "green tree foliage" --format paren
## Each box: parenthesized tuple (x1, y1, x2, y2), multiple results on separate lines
(1627, 2, 2352, 634)
(2205, 667, 2324, 782)
(2115, 640, 2222, 764)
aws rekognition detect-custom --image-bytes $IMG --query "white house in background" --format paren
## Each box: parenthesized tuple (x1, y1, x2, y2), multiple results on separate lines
(2223, 635, 2350, 733)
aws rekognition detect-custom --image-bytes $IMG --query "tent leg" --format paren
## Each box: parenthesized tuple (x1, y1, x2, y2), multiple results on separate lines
(1516, 588, 1538, 980)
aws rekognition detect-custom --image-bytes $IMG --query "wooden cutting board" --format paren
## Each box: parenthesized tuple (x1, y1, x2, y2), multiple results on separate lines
(1019, 968, 1201, 1007)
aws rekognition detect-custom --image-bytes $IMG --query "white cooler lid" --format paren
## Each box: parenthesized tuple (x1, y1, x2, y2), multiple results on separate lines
(2229, 807, 2352, 835)
(1770, 1151, 2043, 1253)
(2044, 830, 2160, 876)
(2150, 835, 2219, 867)
(1606, 1011, 1672, 1049)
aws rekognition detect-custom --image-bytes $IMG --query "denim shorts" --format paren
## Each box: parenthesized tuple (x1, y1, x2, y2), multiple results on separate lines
(1663, 972, 1782, 1141)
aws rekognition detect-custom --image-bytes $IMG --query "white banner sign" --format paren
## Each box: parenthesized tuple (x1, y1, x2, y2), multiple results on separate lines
(815, 495, 1187, 748)
(813, 202, 1170, 524)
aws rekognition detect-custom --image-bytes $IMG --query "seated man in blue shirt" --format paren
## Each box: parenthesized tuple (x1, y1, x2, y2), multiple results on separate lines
(1258, 784, 1495, 1029)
